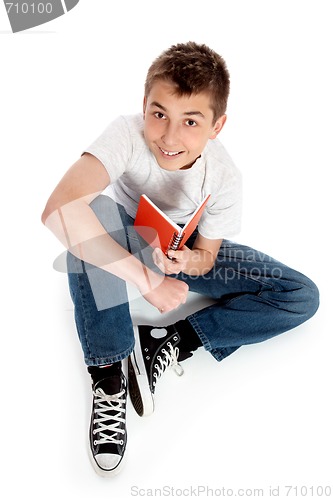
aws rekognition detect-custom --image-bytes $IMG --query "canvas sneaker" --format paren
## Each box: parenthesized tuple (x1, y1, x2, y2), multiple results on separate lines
(128, 325, 184, 417)
(89, 371, 127, 476)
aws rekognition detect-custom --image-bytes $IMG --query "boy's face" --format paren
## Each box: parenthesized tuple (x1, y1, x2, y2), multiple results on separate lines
(143, 80, 226, 171)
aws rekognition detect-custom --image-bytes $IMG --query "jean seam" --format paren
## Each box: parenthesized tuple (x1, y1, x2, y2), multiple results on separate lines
(210, 347, 237, 361)
(74, 259, 94, 362)
(187, 314, 239, 362)
(187, 314, 213, 352)
(85, 341, 135, 366)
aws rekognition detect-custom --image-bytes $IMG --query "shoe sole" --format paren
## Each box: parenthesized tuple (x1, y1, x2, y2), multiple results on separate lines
(128, 326, 155, 417)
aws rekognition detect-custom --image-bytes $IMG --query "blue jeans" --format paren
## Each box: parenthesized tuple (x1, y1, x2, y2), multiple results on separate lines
(67, 195, 319, 366)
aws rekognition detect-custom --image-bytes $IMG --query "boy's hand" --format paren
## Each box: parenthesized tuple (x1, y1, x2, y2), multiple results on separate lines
(152, 246, 191, 275)
(152, 235, 222, 277)
(141, 275, 189, 314)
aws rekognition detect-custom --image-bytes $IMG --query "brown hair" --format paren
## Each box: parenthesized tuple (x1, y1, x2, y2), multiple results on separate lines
(144, 41, 230, 122)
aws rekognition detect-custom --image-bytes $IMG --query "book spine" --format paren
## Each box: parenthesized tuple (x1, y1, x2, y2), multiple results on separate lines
(168, 232, 185, 252)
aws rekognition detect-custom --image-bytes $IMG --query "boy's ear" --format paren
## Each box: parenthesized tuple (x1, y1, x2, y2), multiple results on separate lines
(143, 96, 147, 118)
(210, 115, 227, 139)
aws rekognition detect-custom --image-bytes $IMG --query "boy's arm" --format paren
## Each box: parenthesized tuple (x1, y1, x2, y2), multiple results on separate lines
(153, 233, 223, 276)
(42, 153, 188, 312)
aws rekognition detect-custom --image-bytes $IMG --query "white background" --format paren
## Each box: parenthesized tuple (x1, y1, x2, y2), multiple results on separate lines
(1, 1, 331, 498)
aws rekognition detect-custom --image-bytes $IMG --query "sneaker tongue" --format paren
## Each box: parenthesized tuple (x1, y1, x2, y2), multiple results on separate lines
(97, 375, 122, 394)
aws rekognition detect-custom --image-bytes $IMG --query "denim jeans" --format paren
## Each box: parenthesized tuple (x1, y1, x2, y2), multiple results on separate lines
(67, 195, 319, 366)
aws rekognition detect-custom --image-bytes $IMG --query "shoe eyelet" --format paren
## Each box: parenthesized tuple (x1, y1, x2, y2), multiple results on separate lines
(146, 356, 150, 360)
(144, 348, 148, 352)
(94, 440, 97, 446)
(120, 440, 124, 445)
(173, 336, 178, 341)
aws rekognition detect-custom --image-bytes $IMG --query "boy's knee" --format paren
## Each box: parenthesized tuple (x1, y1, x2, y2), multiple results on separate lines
(300, 276, 320, 320)
(89, 195, 129, 246)
(90, 195, 118, 225)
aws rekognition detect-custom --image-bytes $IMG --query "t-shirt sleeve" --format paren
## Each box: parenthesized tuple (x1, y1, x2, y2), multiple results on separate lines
(198, 167, 242, 239)
(83, 116, 132, 182)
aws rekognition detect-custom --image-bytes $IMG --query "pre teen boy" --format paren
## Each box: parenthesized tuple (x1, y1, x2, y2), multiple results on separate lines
(41, 42, 319, 477)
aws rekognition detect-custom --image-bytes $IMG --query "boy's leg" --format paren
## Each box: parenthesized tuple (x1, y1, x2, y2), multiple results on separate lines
(129, 239, 319, 416)
(66, 195, 146, 476)
(66, 196, 136, 366)
(180, 239, 320, 361)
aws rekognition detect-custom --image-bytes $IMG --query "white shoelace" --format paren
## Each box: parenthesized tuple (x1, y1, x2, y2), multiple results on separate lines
(93, 387, 126, 445)
(153, 341, 184, 387)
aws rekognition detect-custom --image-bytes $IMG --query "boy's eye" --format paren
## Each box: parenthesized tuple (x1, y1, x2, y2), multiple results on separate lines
(154, 112, 166, 120)
(185, 119, 197, 127)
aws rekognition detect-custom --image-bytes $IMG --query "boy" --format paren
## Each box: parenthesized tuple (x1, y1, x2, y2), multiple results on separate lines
(41, 42, 319, 477)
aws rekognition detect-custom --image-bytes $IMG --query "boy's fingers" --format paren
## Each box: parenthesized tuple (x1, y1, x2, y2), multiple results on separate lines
(167, 250, 176, 259)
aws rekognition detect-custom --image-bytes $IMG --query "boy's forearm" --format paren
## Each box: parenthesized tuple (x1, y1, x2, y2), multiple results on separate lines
(71, 234, 162, 294)
(43, 199, 162, 294)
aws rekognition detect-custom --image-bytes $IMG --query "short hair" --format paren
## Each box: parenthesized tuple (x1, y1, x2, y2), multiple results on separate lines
(144, 41, 230, 122)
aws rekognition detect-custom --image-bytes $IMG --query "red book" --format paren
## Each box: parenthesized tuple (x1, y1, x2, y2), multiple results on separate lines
(134, 194, 210, 254)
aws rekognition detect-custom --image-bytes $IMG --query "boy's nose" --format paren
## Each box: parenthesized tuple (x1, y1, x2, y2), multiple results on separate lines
(161, 123, 179, 147)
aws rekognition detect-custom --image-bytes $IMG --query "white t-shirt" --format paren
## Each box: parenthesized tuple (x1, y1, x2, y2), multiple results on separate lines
(84, 114, 242, 239)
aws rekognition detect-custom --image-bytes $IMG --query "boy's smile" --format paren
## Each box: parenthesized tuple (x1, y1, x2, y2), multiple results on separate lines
(143, 81, 226, 171)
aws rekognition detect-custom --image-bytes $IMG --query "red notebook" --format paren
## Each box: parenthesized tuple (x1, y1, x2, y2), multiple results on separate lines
(134, 194, 210, 254)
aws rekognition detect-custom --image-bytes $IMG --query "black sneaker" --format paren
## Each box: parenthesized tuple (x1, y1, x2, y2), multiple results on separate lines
(128, 325, 184, 417)
(88, 370, 127, 477)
